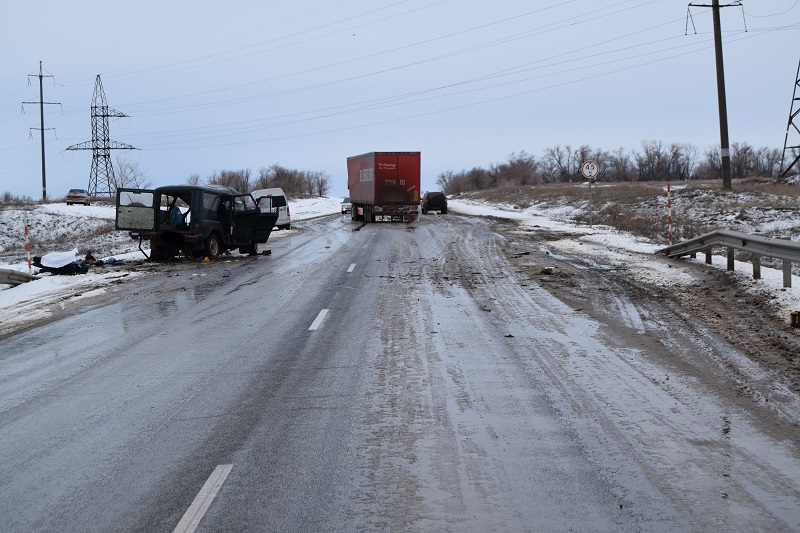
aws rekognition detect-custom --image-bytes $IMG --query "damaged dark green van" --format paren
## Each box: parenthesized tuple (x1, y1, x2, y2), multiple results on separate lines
(115, 185, 279, 261)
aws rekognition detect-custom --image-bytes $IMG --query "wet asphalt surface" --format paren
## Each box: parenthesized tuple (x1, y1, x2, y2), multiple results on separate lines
(1, 213, 799, 531)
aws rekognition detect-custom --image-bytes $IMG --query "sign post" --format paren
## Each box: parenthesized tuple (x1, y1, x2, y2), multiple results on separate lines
(581, 160, 600, 227)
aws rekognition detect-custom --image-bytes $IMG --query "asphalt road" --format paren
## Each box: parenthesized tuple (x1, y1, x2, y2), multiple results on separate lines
(1, 213, 799, 532)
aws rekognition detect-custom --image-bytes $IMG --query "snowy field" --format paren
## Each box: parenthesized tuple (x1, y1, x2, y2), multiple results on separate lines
(1, 194, 799, 336)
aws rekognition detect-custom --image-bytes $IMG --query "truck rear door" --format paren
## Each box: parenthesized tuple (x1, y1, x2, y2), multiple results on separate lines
(116, 188, 158, 231)
(375, 152, 420, 205)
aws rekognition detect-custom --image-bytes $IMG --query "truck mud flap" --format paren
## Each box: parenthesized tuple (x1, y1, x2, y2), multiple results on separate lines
(136, 236, 151, 260)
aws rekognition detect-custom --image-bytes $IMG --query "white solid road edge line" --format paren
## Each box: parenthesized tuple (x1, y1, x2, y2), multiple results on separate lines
(347, 263, 356, 273)
(309, 309, 329, 331)
(172, 464, 233, 533)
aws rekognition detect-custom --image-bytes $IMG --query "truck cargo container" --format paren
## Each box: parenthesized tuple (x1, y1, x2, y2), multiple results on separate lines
(346, 151, 420, 223)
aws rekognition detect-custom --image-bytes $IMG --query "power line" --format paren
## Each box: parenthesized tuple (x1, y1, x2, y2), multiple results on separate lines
(745, 1, 798, 18)
(94, 22, 781, 151)
(114, 0, 661, 116)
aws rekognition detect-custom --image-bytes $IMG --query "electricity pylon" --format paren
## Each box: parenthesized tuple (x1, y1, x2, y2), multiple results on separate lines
(780, 58, 800, 178)
(67, 75, 137, 197)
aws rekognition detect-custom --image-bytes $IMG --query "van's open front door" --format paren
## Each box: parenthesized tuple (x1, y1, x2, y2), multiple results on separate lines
(116, 188, 158, 231)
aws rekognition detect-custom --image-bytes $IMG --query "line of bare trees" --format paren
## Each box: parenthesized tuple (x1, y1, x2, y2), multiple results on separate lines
(189, 164, 331, 197)
(437, 141, 788, 195)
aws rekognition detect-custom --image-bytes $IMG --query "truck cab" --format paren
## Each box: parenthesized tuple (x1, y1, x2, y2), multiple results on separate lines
(115, 185, 278, 260)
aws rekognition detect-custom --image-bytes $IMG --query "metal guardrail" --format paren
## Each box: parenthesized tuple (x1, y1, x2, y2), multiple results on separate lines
(0, 268, 40, 286)
(657, 230, 800, 287)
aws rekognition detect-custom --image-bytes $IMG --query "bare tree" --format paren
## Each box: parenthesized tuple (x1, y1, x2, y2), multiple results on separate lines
(436, 170, 455, 193)
(263, 164, 302, 194)
(572, 145, 593, 181)
(496, 151, 540, 185)
(301, 170, 331, 196)
(112, 156, 151, 189)
(731, 142, 755, 180)
(299, 170, 315, 195)
(542, 145, 576, 182)
(254, 166, 271, 190)
(693, 145, 721, 181)
(755, 147, 782, 177)
(428, 139, 782, 192)
(207, 169, 251, 192)
(187, 173, 201, 185)
(465, 167, 490, 190)
(607, 147, 633, 181)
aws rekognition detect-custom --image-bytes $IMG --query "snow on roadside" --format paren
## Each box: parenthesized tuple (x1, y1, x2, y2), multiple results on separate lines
(0, 267, 141, 337)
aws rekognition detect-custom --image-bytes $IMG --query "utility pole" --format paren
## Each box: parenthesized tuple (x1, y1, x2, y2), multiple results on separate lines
(688, 1, 740, 190)
(22, 62, 60, 201)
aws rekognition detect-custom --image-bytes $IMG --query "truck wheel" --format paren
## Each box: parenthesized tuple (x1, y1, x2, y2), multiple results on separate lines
(204, 233, 221, 259)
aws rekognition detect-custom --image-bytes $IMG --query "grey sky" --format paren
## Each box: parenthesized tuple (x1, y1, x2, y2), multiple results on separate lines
(1, 0, 798, 198)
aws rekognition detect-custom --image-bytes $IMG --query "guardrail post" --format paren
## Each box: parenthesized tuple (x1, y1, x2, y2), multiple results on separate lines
(727, 247, 735, 271)
(706, 250, 713, 264)
(784, 260, 793, 288)
(752, 254, 761, 280)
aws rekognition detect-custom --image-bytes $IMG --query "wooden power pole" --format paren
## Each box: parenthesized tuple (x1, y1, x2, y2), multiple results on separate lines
(689, 1, 740, 190)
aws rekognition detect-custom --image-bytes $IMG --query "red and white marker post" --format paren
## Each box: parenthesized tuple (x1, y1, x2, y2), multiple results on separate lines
(667, 182, 673, 246)
(24, 211, 32, 274)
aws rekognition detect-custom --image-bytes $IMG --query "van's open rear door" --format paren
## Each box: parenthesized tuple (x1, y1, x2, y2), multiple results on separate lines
(116, 188, 158, 231)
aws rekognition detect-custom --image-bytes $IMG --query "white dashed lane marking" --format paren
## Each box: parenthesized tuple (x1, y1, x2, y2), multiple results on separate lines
(309, 309, 329, 331)
(172, 464, 233, 533)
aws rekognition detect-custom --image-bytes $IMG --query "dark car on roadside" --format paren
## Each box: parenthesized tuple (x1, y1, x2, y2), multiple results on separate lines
(115, 185, 279, 261)
(66, 189, 90, 206)
(421, 191, 447, 214)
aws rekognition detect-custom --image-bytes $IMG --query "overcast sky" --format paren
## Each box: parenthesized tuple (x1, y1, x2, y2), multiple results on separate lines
(1, 0, 798, 199)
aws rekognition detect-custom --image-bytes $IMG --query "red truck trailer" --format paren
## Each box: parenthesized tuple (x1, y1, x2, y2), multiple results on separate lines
(346, 151, 420, 222)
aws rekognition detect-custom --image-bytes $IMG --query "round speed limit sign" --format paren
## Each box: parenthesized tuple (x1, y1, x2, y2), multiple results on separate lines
(581, 160, 599, 179)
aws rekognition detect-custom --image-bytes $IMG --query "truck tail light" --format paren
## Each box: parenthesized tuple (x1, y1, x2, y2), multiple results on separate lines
(194, 223, 200, 233)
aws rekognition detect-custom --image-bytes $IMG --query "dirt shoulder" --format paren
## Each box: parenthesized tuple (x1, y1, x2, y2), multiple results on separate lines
(491, 218, 800, 398)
